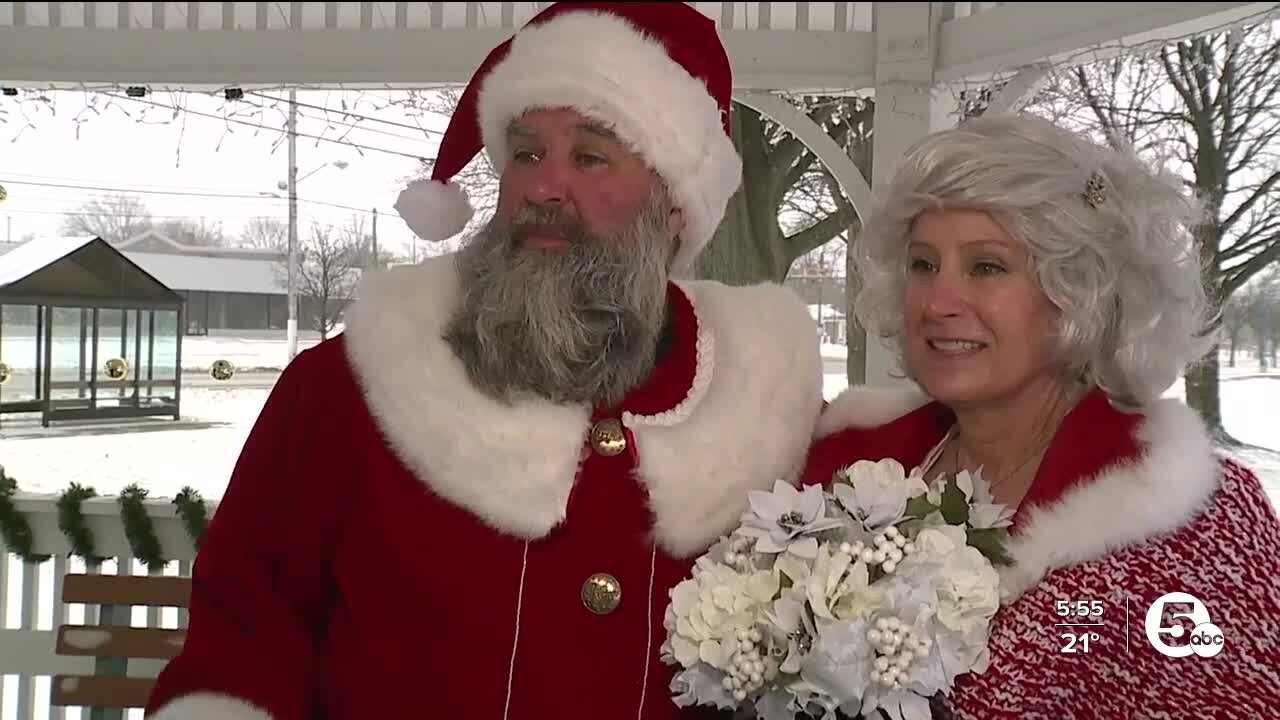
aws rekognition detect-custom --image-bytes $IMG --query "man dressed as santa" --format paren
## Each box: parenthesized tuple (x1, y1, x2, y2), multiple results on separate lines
(145, 3, 825, 718)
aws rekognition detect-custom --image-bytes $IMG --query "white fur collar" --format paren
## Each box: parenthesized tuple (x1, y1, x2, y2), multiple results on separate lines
(341, 254, 824, 557)
(998, 397, 1220, 600)
(816, 384, 932, 438)
(816, 385, 1221, 601)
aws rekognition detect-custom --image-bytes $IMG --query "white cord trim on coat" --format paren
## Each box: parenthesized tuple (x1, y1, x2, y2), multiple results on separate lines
(502, 541, 531, 719)
(636, 542, 659, 719)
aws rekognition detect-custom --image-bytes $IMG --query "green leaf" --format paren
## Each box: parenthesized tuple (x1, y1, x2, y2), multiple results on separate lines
(967, 527, 1014, 566)
(904, 495, 936, 520)
(939, 478, 970, 525)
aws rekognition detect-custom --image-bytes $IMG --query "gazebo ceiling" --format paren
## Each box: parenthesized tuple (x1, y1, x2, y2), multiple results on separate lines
(0, 2, 1274, 93)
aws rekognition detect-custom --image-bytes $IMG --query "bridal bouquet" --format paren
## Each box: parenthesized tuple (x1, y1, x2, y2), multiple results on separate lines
(661, 459, 1015, 720)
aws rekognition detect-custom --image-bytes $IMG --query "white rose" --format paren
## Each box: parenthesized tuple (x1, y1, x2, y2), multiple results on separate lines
(833, 459, 926, 530)
(664, 563, 778, 671)
(911, 525, 968, 559)
(934, 545, 1001, 635)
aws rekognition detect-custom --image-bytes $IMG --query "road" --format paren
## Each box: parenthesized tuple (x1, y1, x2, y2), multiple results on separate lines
(177, 355, 851, 391)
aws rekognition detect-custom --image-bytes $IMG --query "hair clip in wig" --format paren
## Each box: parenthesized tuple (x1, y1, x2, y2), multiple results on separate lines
(1083, 171, 1107, 209)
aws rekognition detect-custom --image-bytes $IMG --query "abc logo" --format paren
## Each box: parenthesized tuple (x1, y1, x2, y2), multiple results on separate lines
(1144, 592, 1225, 658)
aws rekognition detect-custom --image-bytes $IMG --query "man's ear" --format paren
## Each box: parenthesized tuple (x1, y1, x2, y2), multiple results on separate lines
(667, 206, 687, 243)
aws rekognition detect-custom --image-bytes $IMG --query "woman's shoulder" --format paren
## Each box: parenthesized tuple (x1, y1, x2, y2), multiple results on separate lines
(815, 384, 935, 439)
(802, 384, 949, 486)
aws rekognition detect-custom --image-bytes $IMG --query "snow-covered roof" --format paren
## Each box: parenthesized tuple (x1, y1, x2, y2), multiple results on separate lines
(123, 251, 285, 296)
(808, 303, 846, 321)
(0, 236, 98, 288)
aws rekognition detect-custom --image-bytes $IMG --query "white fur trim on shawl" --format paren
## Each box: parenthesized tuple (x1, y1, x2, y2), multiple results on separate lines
(476, 10, 741, 272)
(815, 384, 932, 439)
(147, 694, 273, 720)
(341, 255, 823, 556)
(999, 398, 1221, 601)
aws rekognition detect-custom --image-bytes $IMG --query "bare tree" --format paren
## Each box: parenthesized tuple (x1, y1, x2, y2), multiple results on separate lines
(155, 217, 226, 247)
(276, 221, 362, 339)
(1245, 267, 1280, 370)
(695, 96, 869, 285)
(1221, 289, 1251, 368)
(239, 217, 288, 252)
(1024, 21, 1280, 441)
(60, 194, 153, 243)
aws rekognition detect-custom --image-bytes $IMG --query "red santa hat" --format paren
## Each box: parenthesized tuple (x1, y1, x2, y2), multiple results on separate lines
(394, 1, 742, 272)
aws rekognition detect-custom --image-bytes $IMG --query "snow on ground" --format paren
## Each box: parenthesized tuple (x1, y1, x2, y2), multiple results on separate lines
(178, 332, 328, 372)
(2, 346, 1277, 511)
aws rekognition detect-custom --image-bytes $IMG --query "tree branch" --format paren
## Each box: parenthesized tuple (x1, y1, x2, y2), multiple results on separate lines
(785, 204, 857, 260)
(768, 101, 840, 182)
(1223, 236, 1280, 295)
(1221, 170, 1280, 235)
(1220, 216, 1280, 262)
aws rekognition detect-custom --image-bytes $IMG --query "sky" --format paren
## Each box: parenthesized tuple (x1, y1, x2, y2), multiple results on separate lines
(0, 87, 458, 259)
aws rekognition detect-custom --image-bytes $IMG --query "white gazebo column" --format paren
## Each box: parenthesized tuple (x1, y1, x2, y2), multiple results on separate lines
(863, 2, 959, 388)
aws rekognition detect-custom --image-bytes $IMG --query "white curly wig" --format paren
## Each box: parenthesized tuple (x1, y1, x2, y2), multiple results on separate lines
(854, 112, 1216, 407)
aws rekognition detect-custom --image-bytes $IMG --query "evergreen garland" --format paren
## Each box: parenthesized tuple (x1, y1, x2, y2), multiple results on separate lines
(117, 484, 166, 570)
(56, 483, 107, 564)
(172, 486, 209, 548)
(0, 467, 50, 564)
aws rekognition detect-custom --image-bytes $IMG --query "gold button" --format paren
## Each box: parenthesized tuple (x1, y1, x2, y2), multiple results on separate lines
(582, 573, 622, 614)
(589, 418, 627, 457)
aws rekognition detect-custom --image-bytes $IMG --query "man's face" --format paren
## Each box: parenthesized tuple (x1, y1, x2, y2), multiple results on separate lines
(493, 107, 685, 251)
(444, 109, 685, 408)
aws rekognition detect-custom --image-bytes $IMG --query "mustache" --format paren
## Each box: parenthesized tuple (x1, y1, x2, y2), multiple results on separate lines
(508, 206, 590, 246)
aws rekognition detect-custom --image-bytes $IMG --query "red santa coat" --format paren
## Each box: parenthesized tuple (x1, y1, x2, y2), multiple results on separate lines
(803, 386, 1280, 720)
(144, 255, 825, 720)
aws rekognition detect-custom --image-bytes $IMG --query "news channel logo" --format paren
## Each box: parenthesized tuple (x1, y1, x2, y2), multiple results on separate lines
(1144, 592, 1225, 658)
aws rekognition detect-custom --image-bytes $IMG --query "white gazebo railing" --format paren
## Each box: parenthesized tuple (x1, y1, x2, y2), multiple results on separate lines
(0, 493, 213, 720)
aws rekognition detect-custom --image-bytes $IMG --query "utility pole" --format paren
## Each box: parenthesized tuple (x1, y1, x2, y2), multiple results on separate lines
(371, 208, 379, 269)
(287, 89, 299, 362)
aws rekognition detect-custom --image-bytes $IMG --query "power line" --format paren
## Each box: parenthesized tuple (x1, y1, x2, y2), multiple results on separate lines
(0, 178, 384, 215)
(100, 91, 430, 163)
(2, 207, 297, 221)
(244, 90, 445, 137)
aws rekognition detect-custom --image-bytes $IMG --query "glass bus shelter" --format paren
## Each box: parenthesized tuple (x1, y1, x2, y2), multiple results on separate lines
(0, 236, 184, 427)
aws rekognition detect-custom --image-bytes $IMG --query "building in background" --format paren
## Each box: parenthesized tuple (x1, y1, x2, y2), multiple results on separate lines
(0, 232, 355, 336)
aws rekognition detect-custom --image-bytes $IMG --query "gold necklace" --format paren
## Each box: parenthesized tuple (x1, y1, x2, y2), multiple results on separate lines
(948, 430, 1053, 495)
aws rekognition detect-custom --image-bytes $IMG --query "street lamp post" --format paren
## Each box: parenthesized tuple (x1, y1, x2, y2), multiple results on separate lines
(287, 90, 299, 362)
(282, 88, 349, 363)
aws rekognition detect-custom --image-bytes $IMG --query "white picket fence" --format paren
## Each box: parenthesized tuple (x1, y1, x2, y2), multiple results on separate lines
(0, 492, 215, 720)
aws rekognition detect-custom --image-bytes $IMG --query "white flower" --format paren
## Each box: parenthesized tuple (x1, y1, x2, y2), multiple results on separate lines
(664, 561, 778, 672)
(799, 616, 875, 709)
(909, 526, 969, 560)
(832, 459, 927, 532)
(934, 545, 1001, 636)
(955, 469, 1015, 529)
(857, 686, 934, 720)
(738, 480, 844, 559)
(670, 664, 738, 710)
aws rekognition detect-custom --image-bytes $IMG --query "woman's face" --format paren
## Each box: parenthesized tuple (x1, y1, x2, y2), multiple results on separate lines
(902, 208, 1062, 410)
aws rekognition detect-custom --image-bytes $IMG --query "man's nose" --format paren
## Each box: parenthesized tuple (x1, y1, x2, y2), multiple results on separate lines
(525, 154, 572, 207)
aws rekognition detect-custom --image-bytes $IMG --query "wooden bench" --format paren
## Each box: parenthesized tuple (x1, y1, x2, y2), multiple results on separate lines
(51, 573, 192, 717)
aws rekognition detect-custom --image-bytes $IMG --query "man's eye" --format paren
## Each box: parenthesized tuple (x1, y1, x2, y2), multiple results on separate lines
(512, 148, 541, 164)
(908, 258, 934, 273)
(577, 153, 608, 168)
